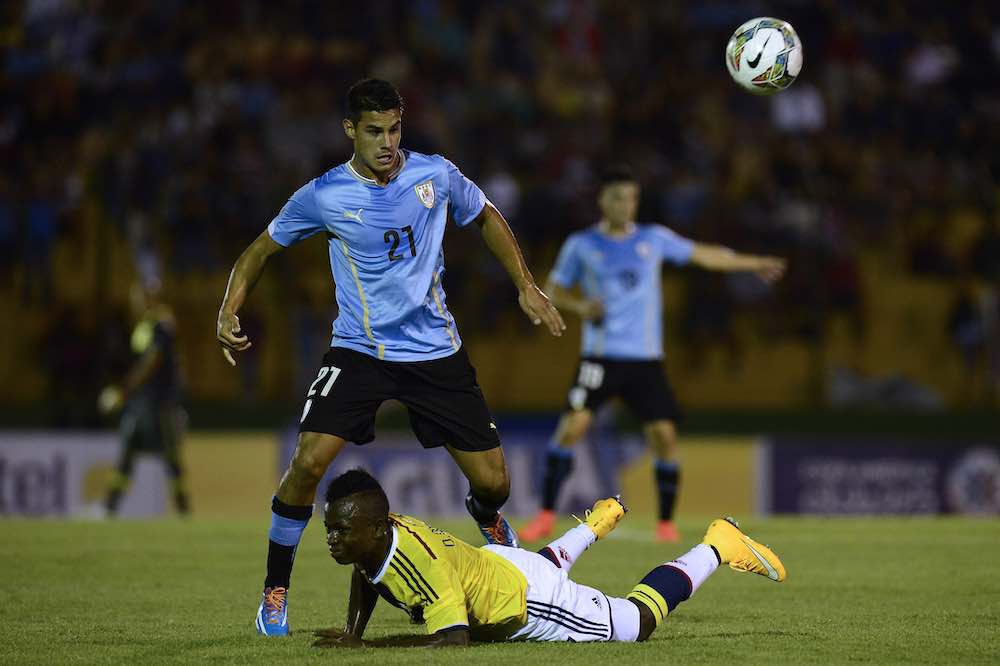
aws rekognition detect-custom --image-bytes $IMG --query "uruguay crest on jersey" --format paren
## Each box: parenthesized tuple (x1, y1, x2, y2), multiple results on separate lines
(414, 180, 435, 208)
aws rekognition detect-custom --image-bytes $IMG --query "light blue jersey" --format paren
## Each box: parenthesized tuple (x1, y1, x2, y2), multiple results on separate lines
(267, 150, 487, 361)
(549, 223, 694, 360)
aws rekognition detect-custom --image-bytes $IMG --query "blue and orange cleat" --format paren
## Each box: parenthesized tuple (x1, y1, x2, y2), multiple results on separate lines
(477, 513, 520, 548)
(255, 586, 290, 636)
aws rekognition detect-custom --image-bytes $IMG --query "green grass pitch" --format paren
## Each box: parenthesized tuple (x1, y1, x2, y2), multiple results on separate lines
(6, 516, 999, 664)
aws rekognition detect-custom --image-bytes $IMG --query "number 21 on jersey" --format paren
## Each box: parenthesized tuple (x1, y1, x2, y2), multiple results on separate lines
(385, 225, 418, 262)
(300, 365, 342, 423)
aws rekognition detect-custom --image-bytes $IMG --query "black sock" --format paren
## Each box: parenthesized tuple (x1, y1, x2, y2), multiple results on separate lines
(167, 464, 190, 515)
(654, 461, 681, 521)
(174, 491, 190, 515)
(105, 489, 122, 514)
(264, 497, 313, 589)
(541, 448, 574, 511)
(265, 542, 297, 589)
(271, 496, 314, 521)
(465, 492, 501, 524)
(106, 464, 132, 515)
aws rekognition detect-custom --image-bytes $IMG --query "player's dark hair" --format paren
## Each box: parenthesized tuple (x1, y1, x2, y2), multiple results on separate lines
(600, 164, 637, 188)
(345, 78, 404, 122)
(324, 468, 389, 515)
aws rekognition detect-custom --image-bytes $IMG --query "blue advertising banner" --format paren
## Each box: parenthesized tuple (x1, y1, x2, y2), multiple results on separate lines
(757, 438, 1000, 515)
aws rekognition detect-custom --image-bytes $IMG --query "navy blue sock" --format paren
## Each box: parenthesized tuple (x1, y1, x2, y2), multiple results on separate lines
(264, 496, 312, 589)
(541, 447, 574, 510)
(654, 461, 680, 521)
(626, 564, 693, 625)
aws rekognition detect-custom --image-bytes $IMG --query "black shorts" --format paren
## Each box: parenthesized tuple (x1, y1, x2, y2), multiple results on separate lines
(299, 346, 501, 452)
(564, 357, 682, 423)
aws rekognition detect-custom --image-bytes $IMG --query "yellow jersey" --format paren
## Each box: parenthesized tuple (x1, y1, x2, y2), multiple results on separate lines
(365, 514, 528, 639)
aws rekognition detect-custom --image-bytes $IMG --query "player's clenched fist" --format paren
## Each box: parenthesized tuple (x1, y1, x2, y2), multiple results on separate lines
(216, 310, 252, 366)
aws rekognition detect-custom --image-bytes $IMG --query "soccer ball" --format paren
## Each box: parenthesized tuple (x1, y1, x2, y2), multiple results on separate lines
(725, 17, 802, 95)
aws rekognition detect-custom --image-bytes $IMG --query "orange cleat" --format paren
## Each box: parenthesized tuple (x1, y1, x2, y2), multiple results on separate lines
(518, 509, 556, 542)
(655, 520, 681, 543)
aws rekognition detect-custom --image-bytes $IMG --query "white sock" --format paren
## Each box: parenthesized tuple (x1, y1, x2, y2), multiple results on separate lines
(665, 544, 719, 596)
(607, 595, 642, 642)
(541, 523, 596, 570)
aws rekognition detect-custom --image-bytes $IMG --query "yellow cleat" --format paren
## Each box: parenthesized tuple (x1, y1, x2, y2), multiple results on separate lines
(703, 517, 786, 582)
(579, 495, 628, 540)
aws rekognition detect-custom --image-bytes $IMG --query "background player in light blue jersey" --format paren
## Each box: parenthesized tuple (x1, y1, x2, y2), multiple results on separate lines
(519, 165, 785, 544)
(215, 79, 565, 636)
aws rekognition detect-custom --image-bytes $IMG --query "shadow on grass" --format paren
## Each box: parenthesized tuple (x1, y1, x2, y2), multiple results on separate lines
(670, 630, 814, 640)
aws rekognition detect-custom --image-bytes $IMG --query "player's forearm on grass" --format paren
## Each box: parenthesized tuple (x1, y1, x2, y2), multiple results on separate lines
(345, 568, 378, 638)
(220, 231, 282, 315)
(475, 204, 536, 291)
(368, 629, 471, 648)
(318, 628, 471, 649)
(691, 244, 772, 272)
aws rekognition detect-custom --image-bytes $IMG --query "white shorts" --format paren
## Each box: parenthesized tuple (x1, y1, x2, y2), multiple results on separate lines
(483, 545, 640, 643)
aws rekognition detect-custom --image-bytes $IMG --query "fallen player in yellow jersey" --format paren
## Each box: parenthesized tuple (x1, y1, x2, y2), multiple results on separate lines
(314, 468, 786, 648)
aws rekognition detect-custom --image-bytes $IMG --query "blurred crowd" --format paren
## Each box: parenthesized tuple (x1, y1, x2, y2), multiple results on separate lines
(3, 0, 999, 420)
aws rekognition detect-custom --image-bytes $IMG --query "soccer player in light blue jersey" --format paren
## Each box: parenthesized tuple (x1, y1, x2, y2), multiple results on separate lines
(518, 165, 785, 544)
(215, 79, 565, 636)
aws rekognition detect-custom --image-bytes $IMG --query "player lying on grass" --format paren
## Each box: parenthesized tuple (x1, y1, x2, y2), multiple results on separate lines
(313, 469, 786, 647)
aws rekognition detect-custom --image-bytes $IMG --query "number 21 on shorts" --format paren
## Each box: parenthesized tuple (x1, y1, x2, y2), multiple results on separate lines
(300, 365, 342, 423)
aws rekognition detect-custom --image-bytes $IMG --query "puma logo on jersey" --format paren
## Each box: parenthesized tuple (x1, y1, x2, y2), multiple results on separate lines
(343, 208, 364, 224)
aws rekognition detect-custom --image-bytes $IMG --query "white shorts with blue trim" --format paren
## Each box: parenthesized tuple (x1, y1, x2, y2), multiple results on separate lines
(482, 545, 640, 643)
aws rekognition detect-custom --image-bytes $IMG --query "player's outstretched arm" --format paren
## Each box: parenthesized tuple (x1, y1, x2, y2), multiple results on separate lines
(314, 568, 382, 647)
(544, 279, 605, 321)
(216, 231, 284, 366)
(473, 203, 566, 336)
(345, 568, 378, 639)
(690, 243, 786, 284)
(97, 345, 164, 414)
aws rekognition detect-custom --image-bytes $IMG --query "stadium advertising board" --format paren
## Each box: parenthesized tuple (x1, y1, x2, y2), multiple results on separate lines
(757, 438, 1000, 515)
(279, 424, 636, 516)
(0, 432, 166, 517)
